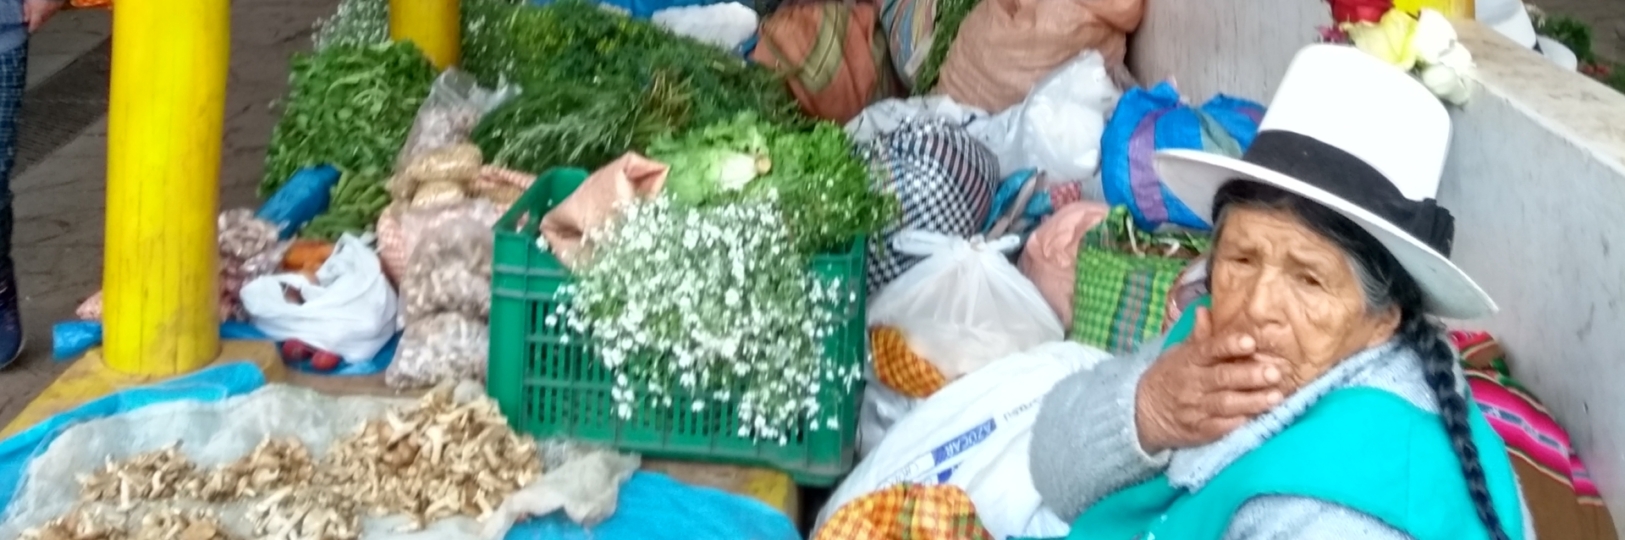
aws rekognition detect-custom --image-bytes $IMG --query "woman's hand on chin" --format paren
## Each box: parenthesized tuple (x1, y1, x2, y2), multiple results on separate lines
(1134, 307, 1287, 454)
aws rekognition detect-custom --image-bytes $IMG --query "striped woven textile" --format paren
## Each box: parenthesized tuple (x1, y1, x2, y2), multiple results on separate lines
(1070, 206, 1206, 353)
(1450, 330, 1618, 540)
(880, 0, 936, 84)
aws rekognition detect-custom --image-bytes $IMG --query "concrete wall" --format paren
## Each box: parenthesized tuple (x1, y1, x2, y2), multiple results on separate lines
(1128, 1, 1625, 523)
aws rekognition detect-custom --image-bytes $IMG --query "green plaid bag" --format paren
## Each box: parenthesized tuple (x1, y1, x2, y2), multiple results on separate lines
(1071, 206, 1210, 353)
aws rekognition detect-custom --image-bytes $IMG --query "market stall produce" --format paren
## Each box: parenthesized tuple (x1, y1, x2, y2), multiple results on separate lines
(4, 383, 549, 540)
(260, 42, 437, 240)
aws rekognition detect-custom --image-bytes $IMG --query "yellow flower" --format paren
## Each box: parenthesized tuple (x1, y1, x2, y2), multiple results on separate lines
(1342, 9, 1420, 71)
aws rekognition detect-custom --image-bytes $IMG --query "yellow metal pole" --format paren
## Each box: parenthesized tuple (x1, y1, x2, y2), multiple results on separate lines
(390, 0, 462, 70)
(101, 0, 228, 374)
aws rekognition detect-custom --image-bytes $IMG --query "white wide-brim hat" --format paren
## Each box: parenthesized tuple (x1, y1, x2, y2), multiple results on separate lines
(1478, 0, 1539, 50)
(1535, 36, 1580, 71)
(1152, 45, 1496, 319)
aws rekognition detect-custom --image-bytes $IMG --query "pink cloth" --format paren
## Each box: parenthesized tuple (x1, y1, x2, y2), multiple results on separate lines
(1017, 201, 1110, 327)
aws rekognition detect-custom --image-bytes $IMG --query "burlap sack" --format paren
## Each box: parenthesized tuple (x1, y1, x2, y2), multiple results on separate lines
(752, 0, 901, 123)
(1016, 200, 1110, 328)
(935, 0, 1144, 112)
(375, 166, 534, 284)
(375, 199, 506, 285)
(540, 153, 669, 268)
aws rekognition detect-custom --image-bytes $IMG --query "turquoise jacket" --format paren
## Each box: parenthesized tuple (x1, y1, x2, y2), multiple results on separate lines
(1032, 297, 1527, 540)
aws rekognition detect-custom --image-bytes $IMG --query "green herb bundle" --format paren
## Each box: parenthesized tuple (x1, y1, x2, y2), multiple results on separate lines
(462, 0, 799, 172)
(913, 0, 979, 94)
(648, 112, 898, 255)
(472, 70, 693, 174)
(260, 42, 436, 238)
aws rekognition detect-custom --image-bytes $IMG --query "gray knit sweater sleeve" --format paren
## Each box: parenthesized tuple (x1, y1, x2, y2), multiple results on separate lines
(1029, 339, 1170, 522)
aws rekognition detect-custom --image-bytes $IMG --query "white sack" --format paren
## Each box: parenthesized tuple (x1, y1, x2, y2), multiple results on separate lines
(856, 364, 919, 459)
(816, 341, 1113, 539)
(241, 233, 401, 362)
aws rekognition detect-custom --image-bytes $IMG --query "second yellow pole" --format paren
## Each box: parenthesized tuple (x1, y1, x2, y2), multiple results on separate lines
(391, 0, 462, 70)
(101, 0, 229, 374)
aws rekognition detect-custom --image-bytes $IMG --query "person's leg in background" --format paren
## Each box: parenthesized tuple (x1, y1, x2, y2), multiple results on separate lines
(0, 41, 24, 368)
(0, 0, 63, 368)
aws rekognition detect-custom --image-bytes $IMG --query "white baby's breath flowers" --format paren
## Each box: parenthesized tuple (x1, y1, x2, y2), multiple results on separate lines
(548, 196, 860, 442)
(312, 0, 389, 50)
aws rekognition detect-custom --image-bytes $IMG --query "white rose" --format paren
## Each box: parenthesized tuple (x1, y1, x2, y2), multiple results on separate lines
(1411, 9, 1461, 65)
(1420, 63, 1473, 105)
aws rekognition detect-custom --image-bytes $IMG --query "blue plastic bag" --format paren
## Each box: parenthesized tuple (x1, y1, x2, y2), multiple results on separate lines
(1099, 83, 1266, 232)
(258, 165, 341, 239)
(504, 472, 800, 540)
(52, 321, 398, 376)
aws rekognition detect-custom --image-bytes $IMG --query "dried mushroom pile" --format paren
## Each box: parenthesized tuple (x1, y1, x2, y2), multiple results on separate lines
(23, 386, 542, 540)
(20, 507, 233, 540)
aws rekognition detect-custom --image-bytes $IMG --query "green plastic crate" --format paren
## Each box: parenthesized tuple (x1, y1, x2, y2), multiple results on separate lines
(488, 168, 868, 486)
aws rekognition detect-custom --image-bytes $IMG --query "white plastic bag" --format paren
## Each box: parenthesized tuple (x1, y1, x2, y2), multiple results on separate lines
(240, 234, 401, 362)
(974, 51, 1120, 181)
(856, 364, 919, 459)
(867, 231, 1063, 382)
(479, 443, 641, 539)
(652, 2, 759, 51)
(395, 68, 521, 172)
(816, 342, 1112, 539)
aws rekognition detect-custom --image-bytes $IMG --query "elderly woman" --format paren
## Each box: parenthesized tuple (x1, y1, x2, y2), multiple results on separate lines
(1029, 45, 1533, 540)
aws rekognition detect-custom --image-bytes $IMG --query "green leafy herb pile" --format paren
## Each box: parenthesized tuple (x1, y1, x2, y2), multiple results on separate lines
(471, 70, 693, 175)
(648, 112, 898, 255)
(462, 0, 799, 173)
(260, 42, 436, 239)
(913, 0, 979, 94)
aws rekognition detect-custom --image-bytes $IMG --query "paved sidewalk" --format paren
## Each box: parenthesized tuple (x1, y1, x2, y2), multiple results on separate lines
(0, 0, 335, 428)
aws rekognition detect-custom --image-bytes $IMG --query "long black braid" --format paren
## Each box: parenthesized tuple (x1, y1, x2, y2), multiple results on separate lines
(1212, 180, 1510, 539)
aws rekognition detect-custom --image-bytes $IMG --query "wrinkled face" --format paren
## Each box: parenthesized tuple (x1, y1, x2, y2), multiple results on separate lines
(1208, 206, 1400, 393)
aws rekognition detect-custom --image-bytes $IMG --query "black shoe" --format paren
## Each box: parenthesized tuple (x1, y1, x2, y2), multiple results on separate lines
(0, 274, 21, 368)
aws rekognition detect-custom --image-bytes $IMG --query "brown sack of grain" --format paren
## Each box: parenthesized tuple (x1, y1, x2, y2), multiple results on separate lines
(935, 0, 1144, 113)
(752, 0, 902, 123)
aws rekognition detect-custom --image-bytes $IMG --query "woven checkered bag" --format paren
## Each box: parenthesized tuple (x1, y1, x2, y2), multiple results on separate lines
(860, 119, 999, 294)
(815, 483, 996, 540)
(1070, 206, 1209, 353)
(870, 325, 947, 398)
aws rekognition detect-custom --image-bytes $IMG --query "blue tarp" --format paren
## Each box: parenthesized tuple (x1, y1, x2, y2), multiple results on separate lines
(0, 362, 799, 540)
(52, 321, 398, 376)
(0, 362, 268, 515)
(504, 472, 801, 540)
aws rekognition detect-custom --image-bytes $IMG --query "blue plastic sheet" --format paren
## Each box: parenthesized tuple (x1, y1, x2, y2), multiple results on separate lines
(53, 321, 398, 376)
(258, 165, 341, 239)
(531, 0, 725, 19)
(503, 472, 800, 540)
(0, 362, 268, 516)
